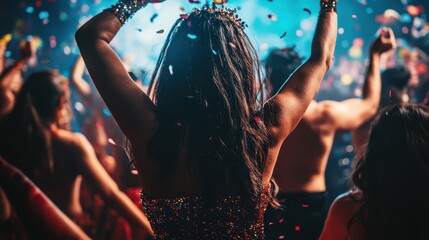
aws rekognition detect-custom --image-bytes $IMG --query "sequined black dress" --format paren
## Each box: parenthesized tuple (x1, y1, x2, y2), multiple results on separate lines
(140, 187, 270, 239)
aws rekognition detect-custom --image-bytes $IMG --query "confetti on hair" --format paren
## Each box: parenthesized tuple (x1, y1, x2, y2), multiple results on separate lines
(156, 29, 164, 34)
(303, 8, 312, 15)
(169, 65, 174, 75)
(212, 49, 218, 55)
(280, 31, 287, 39)
(150, 13, 159, 23)
(228, 42, 236, 49)
(187, 34, 198, 40)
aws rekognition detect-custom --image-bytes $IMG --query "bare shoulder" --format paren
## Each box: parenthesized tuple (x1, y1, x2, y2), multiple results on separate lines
(304, 100, 337, 126)
(330, 192, 364, 219)
(52, 130, 92, 155)
(320, 192, 365, 240)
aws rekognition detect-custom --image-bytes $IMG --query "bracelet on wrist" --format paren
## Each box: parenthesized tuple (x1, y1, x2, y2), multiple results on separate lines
(320, 0, 337, 14)
(105, 0, 149, 25)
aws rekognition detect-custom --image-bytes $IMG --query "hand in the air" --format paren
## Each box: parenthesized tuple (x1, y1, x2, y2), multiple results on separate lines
(370, 27, 397, 55)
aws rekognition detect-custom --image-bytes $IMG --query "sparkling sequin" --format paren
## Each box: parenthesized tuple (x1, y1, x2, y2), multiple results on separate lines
(141, 186, 270, 239)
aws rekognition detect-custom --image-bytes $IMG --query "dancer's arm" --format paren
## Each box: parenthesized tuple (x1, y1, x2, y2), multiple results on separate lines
(264, 1, 337, 184)
(319, 28, 396, 131)
(265, 7, 337, 145)
(0, 40, 32, 118)
(70, 55, 93, 104)
(0, 156, 90, 240)
(73, 133, 154, 238)
(75, 1, 163, 143)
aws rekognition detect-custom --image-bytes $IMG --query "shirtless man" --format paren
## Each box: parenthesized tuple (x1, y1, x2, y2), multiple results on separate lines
(264, 29, 396, 240)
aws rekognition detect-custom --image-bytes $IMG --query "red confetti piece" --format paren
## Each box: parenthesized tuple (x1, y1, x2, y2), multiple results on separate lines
(180, 14, 190, 19)
(189, 0, 201, 3)
(268, 221, 274, 225)
(302, 204, 310, 208)
(295, 225, 301, 231)
(278, 236, 285, 239)
(278, 218, 284, 223)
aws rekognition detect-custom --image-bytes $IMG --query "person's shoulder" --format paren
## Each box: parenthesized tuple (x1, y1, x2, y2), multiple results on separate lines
(52, 129, 92, 154)
(304, 100, 338, 126)
(330, 191, 364, 216)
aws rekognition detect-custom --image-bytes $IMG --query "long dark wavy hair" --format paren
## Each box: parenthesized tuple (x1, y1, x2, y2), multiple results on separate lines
(1, 69, 71, 181)
(350, 104, 429, 239)
(146, 5, 276, 212)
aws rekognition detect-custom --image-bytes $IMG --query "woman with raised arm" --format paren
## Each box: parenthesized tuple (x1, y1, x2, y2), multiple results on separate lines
(0, 69, 153, 239)
(75, 0, 337, 238)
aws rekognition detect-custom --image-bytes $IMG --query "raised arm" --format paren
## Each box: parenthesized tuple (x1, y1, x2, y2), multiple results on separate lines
(0, 156, 90, 240)
(70, 55, 93, 103)
(265, 2, 338, 145)
(73, 133, 154, 239)
(262, 1, 337, 184)
(0, 40, 33, 119)
(319, 28, 396, 131)
(75, 1, 162, 143)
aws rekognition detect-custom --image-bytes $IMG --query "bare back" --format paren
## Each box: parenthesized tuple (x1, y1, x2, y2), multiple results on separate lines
(273, 102, 336, 192)
(42, 130, 84, 221)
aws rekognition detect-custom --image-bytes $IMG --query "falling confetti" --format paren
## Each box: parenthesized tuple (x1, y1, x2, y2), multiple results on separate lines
(150, 13, 159, 23)
(157, 29, 164, 34)
(268, 14, 278, 21)
(280, 31, 287, 39)
(187, 34, 198, 40)
(189, 0, 201, 3)
(107, 138, 116, 145)
(303, 8, 312, 15)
